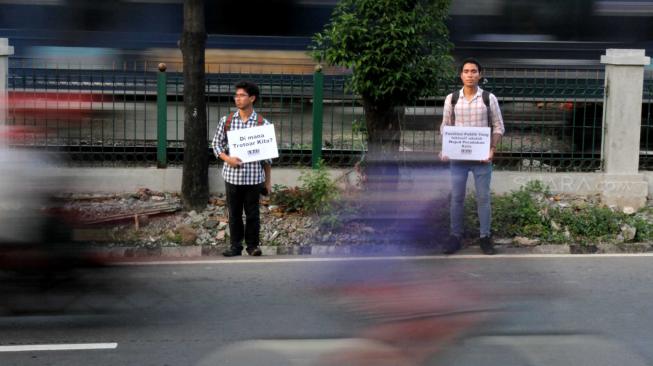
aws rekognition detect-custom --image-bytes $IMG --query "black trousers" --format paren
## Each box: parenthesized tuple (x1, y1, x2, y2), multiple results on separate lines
(225, 182, 262, 250)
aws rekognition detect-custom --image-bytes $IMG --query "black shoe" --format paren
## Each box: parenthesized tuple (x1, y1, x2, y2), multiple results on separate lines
(222, 247, 243, 257)
(480, 236, 496, 255)
(443, 236, 462, 255)
(246, 247, 262, 257)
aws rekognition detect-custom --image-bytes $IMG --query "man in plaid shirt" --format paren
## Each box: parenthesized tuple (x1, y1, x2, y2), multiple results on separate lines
(439, 58, 505, 255)
(212, 81, 272, 257)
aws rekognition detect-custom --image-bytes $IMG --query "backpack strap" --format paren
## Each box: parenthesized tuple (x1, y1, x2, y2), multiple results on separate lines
(224, 112, 234, 133)
(482, 90, 493, 133)
(450, 91, 459, 124)
(224, 112, 265, 132)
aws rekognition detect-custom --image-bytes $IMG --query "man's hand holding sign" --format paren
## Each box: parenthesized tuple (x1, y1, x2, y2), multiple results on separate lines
(440, 126, 492, 162)
(227, 124, 279, 164)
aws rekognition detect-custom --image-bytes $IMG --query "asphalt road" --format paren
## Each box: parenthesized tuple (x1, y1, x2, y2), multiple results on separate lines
(1, 255, 652, 366)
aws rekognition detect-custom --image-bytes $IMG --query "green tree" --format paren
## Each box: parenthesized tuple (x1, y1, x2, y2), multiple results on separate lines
(312, 0, 454, 158)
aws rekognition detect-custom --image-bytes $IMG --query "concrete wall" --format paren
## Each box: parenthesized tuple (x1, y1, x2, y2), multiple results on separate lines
(55, 167, 653, 200)
(61, 167, 350, 195)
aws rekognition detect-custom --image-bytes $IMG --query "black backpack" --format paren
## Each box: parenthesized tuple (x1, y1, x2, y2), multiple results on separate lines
(450, 90, 493, 132)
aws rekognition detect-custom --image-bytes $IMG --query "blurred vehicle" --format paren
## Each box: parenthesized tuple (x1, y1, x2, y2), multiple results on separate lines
(8, 91, 113, 124)
(0, 0, 652, 66)
(195, 267, 651, 366)
(449, 0, 653, 65)
(0, 127, 105, 274)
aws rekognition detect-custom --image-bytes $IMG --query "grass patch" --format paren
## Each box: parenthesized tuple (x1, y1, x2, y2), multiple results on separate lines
(464, 180, 653, 244)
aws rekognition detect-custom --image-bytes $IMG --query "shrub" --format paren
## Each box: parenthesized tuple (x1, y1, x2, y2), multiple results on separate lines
(298, 160, 339, 214)
(270, 160, 339, 215)
(627, 216, 653, 242)
(461, 179, 653, 244)
(466, 180, 551, 238)
(270, 184, 305, 213)
(550, 206, 623, 240)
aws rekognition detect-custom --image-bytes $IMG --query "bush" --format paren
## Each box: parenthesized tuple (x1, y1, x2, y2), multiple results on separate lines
(464, 179, 653, 244)
(465, 180, 550, 238)
(627, 216, 653, 242)
(270, 160, 339, 215)
(270, 184, 305, 213)
(550, 206, 623, 241)
(298, 160, 339, 214)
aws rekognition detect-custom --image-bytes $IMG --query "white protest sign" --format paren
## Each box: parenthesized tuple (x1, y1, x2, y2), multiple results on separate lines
(227, 124, 279, 163)
(442, 126, 491, 161)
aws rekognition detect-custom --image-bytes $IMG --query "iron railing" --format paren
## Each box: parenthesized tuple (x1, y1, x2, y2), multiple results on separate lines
(6, 58, 629, 172)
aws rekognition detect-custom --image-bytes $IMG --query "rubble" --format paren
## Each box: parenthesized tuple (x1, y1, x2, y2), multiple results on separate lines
(59, 189, 653, 250)
(62, 191, 320, 248)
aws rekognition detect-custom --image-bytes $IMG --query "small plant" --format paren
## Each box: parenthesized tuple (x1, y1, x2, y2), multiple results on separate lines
(522, 180, 550, 195)
(270, 184, 305, 213)
(352, 118, 367, 135)
(269, 160, 339, 215)
(318, 212, 343, 230)
(487, 182, 551, 238)
(628, 217, 653, 242)
(164, 230, 183, 244)
(298, 159, 339, 214)
(550, 206, 623, 240)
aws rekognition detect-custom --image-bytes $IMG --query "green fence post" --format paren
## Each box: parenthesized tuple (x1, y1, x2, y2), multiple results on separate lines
(312, 65, 324, 169)
(157, 63, 168, 168)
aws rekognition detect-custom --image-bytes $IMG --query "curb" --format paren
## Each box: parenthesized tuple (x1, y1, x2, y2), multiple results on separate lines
(91, 242, 653, 259)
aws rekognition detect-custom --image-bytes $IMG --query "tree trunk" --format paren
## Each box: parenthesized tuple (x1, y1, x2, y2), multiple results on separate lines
(180, 0, 209, 211)
(363, 98, 402, 161)
(361, 98, 403, 227)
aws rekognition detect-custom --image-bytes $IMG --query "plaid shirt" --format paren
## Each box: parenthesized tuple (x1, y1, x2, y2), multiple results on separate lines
(212, 110, 272, 185)
(440, 87, 505, 135)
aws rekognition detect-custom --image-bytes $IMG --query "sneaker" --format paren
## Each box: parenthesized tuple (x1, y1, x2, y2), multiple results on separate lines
(222, 247, 243, 257)
(443, 235, 462, 255)
(480, 236, 496, 255)
(246, 247, 262, 256)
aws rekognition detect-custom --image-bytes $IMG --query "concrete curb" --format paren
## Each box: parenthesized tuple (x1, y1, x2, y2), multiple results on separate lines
(92, 242, 653, 258)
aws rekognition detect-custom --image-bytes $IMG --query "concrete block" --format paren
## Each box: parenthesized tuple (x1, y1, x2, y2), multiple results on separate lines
(201, 245, 224, 256)
(601, 49, 650, 66)
(616, 243, 653, 253)
(161, 246, 202, 257)
(260, 246, 278, 256)
(531, 244, 570, 254)
(601, 175, 648, 210)
(311, 245, 330, 255)
(277, 246, 292, 255)
(331, 246, 351, 255)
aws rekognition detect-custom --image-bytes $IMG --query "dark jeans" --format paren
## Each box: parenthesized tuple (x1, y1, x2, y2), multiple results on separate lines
(226, 182, 262, 250)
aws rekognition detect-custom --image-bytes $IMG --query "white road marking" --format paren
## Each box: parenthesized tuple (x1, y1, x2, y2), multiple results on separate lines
(0, 343, 118, 352)
(116, 253, 653, 266)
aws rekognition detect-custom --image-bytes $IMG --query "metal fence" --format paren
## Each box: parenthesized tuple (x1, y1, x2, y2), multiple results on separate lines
(8, 59, 159, 164)
(483, 67, 604, 172)
(5, 58, 628, 171)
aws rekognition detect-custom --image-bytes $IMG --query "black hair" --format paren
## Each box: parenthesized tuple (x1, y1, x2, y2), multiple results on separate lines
(459, 58, 483, 73)
(235, 81, 260, 103)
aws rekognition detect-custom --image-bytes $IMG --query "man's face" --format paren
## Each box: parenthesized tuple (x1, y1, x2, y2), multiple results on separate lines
(234, 88, 255, 109)
(460, 63, 481, 88)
